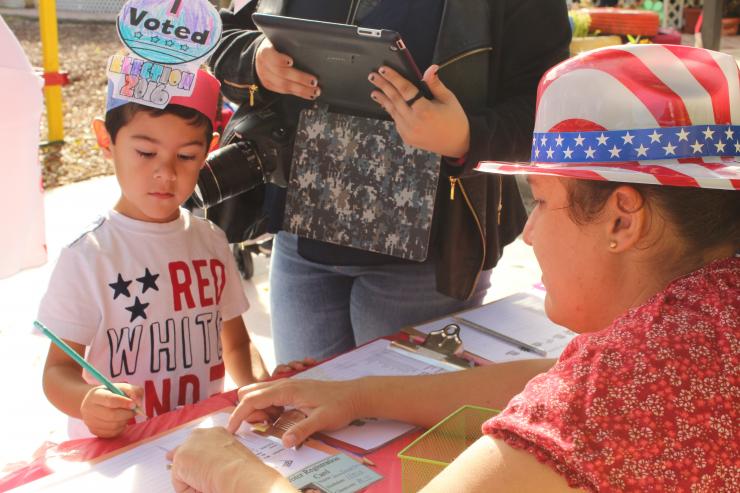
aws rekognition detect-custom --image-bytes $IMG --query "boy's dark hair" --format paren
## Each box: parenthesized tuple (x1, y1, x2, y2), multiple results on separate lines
(104, 103, 214, 147)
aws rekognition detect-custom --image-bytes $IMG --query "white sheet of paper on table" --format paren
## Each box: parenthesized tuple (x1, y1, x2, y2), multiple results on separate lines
(293, 339, 452, 452)
(414, 292, 576, 363)
(13, 412, 329, 492)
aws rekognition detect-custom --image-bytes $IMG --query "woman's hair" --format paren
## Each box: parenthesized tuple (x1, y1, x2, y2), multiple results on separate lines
(564, 180, 740, 254)
(105, 103, 213, 146)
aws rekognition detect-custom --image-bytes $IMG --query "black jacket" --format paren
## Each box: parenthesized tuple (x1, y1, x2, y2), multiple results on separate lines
(210, 0, 571, 299)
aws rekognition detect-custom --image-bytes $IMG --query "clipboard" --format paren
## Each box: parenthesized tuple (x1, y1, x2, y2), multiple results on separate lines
(390, 324, 474, 370)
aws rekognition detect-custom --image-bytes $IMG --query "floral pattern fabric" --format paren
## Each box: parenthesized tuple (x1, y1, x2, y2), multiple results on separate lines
(483, 257, 739, 492)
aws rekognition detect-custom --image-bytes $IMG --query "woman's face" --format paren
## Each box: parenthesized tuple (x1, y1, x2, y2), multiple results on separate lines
(523, 176, 614, 333)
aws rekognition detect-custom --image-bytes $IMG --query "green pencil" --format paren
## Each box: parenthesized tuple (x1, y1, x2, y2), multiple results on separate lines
(33, 320, 145, 417)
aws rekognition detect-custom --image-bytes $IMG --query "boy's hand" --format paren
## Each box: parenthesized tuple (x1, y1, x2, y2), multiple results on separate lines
(271, 357, 317, 377)
(80, 383, 143, 438)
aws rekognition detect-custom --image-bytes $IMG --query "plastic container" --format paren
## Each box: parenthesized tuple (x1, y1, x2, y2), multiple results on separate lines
(398, 405, 499, 493)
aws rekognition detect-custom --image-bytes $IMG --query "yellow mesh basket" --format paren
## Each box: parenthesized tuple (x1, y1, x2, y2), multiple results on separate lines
(397, 405, 499, 492)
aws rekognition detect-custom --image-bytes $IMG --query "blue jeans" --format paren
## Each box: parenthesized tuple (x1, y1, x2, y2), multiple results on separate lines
(270, 232, 492, 363)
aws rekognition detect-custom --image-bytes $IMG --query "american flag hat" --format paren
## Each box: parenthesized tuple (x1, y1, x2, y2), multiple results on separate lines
(476, 44, 740, 190)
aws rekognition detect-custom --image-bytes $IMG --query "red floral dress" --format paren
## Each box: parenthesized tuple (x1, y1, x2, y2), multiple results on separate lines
(483, 257, 739, 492)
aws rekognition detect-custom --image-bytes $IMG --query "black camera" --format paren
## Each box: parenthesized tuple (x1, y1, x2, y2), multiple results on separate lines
(190, 105, 293, 209)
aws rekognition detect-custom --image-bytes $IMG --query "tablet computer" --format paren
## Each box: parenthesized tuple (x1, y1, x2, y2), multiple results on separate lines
(252, 13, 426, 117)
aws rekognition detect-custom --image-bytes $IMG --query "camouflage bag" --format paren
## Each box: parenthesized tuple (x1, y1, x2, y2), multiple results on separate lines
(283, 105, 440, 261)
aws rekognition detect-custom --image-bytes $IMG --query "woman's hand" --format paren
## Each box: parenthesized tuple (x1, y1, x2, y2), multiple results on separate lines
(227, 379, 362, 448)
(272, 357, 318, 376)
(255, 37, 321, 101)
(168, 427, 295, 493)
(80, 383, 143, 438)
(369, 64, 470, 158)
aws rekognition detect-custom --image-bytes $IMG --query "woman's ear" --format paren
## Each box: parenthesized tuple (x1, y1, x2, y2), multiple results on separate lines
(605, 185, 647, 253)
(92, 118, 113, 159)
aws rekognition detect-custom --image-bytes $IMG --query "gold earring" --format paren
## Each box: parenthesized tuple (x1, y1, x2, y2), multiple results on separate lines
(609, 240, 617, 249)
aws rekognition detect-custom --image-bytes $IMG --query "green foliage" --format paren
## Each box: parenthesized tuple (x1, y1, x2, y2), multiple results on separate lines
(569, 10, 592, 38)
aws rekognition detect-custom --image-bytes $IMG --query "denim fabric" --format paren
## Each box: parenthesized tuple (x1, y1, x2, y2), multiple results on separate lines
(270, 232, 492, 362)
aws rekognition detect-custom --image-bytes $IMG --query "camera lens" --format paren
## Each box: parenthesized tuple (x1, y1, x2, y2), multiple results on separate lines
(191, 141, 266, 209)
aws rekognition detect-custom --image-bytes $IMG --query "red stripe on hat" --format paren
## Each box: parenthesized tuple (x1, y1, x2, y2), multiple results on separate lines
(575, 161, 701, 187)
(491, 164, 608, 182)
(690, 161, 740, 189)
(538, 48, 692, 127)
(662, 45, 732, 125)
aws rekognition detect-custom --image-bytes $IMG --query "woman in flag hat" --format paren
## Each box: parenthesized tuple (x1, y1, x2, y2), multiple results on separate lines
(170, 44, 738, 493)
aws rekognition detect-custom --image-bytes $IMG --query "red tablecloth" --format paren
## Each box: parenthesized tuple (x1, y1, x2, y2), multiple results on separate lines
(1, 335, 423, 492)
(0, 388, 418, 492)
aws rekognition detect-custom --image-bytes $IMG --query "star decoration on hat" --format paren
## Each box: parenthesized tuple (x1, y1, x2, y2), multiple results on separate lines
(125, 297, 149, 322)
(136, 268, 160, 294)
(109, 274, 132, 300)
(530, 124, 739, 163)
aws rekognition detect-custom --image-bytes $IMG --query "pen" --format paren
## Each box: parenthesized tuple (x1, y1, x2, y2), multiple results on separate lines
(33, 320, 146, 416)
(451, 316, 548, 357)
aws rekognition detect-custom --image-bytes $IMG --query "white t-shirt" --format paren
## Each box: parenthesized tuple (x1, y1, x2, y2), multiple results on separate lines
(38, 209, 248, 436)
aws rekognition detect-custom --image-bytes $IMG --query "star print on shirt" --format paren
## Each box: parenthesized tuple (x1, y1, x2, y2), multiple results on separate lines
(137, 268, 160, 294)
(109, 274, 132, 300)
(125, 297, 150, 322)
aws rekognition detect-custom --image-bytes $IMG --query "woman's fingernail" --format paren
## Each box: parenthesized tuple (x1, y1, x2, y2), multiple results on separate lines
(311, 79, 317, 87)
(314, 88, 321, 97)
(370, 93, 377, 101)
(286, 59, 293, 66)
(283, 433, 296, 448)
(368, 74, 375, 82)
(379, 67, 386, 75)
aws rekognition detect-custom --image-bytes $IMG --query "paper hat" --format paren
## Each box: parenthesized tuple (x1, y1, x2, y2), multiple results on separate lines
(477, 44, 739, 190)
(106, 68, 221, 128)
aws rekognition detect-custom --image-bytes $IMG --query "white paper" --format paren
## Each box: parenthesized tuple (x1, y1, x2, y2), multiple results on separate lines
(14, 413, 328, 492)
(415, 293, 576, 362)
(294, 339, 451, 451)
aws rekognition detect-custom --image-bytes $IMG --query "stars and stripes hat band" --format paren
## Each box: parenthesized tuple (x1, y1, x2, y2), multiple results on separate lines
(477, 44, 740, 190)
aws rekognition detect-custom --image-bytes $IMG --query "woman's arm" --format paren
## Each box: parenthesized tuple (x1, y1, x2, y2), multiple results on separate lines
(422, 435, 582, 492)
(228, 358, 556, 446)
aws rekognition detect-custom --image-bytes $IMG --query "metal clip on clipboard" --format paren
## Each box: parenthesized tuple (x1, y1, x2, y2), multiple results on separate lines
(391, 324, 473, 370)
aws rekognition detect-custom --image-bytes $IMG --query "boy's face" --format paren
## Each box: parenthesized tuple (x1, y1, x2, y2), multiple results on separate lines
(97, 111, 209, 223)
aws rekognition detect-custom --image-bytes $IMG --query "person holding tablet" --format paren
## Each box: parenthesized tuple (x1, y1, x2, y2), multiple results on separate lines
(209, 0, 571, 363)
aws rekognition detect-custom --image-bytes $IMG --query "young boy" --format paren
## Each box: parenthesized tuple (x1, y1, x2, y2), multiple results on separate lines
(38, 70, 270, 439)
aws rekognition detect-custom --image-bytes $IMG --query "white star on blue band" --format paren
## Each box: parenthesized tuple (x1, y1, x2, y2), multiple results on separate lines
(531, 125, 740, 163)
